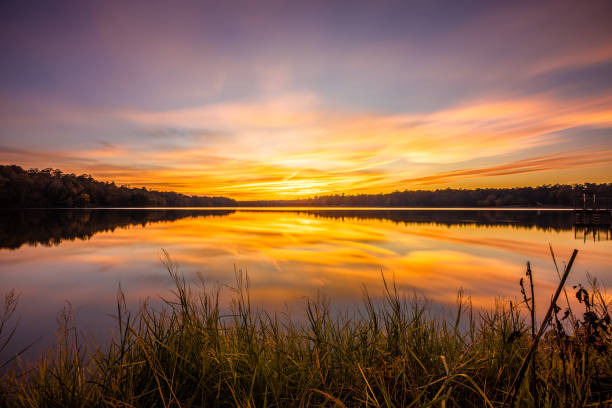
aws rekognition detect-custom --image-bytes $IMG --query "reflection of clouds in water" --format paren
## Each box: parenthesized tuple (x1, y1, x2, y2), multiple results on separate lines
(1, 210, 611, 359)
(391, 250, 555, 305)
(123, 213, 610, 312)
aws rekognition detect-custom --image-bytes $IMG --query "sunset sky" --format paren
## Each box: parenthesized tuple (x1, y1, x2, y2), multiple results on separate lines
(1, 0, 611, 199)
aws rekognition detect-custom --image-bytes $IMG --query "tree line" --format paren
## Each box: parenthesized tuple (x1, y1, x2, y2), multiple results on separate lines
(0, 165, 236, 208)
(241, 184, 612, 208)
(2, 164, 610, 208)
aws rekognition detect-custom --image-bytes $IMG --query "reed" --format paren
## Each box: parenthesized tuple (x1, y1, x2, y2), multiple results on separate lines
(0, 250, 610, 407)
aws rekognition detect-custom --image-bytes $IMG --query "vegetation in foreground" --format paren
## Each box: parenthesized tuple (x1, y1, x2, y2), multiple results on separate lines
(0, 250, 610, 407)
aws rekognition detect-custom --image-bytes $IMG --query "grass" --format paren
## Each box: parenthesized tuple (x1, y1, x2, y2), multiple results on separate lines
(0, 249, 610, 407)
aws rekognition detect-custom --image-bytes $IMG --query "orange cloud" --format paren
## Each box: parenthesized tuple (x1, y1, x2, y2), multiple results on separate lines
(3, 89, 612, 199)
(401, 149, 612, 185)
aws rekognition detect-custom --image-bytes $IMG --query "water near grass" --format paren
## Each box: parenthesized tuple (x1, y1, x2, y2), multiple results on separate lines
(1, 208, 610, 358)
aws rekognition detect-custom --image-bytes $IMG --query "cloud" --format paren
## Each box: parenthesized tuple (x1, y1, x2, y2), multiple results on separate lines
(3, 86, 612, 199)
(119, 92, 321, 130)
(114, 89, 612, 169)
(401, 149, 612, 185)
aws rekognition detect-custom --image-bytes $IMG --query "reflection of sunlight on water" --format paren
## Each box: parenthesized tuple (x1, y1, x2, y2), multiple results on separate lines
(0, 210, 610, 358)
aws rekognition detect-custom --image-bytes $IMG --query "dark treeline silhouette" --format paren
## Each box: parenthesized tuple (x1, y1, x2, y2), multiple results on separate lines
(2, 164, 611, 208)
(240, 183, 612, 207)
(1, 208, 578, 250)
(0, 165, 236, 208)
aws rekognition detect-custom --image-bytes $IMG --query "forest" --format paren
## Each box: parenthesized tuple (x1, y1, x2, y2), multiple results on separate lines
(242, 184, 612, 208)
(1, 164, 611, 208)
(0, 165, 236, 208)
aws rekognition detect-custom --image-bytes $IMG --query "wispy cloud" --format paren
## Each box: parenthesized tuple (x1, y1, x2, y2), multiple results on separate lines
(3, 87, 612, 199)
(401, 149, 612, 185)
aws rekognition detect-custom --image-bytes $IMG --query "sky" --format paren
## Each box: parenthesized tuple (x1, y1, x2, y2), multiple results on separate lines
(1, 0, 611, 199)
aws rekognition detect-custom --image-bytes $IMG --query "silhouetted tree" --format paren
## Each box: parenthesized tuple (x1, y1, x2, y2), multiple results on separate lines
(2, 164, 610, 209)
(0, 165, 236, 208)
(239, 184, 612, 208)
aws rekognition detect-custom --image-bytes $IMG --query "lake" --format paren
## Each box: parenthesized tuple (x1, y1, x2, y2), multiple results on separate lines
(1, 208, 610, 360)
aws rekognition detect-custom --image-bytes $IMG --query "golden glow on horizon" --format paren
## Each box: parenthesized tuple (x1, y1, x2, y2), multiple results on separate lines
(4, 91, 612, 199)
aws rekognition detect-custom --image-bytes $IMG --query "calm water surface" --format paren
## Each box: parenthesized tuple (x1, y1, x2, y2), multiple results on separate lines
(1, 208, 610, 359)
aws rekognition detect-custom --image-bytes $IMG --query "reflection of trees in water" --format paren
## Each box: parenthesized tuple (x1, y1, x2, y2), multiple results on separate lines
(296, 210, 574, 231)
(0, 209, 574, 250)
(0, 210, 236, 250)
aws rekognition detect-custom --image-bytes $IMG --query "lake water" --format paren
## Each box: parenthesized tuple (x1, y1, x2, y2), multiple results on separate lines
(1, 208, 611, 360)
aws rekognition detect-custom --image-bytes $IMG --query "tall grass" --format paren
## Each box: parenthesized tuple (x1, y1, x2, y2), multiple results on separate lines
(0, 250, 610, 407)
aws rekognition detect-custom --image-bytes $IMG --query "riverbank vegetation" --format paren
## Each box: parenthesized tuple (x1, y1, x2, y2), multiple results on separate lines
(2, 164, 612, 209)
(0, 251, 610, 407)
(241, 184, 612, 208)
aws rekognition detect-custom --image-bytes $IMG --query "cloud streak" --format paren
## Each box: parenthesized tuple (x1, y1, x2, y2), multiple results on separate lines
(3, 87, 612, 199)
(401, 150, 612, 185)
